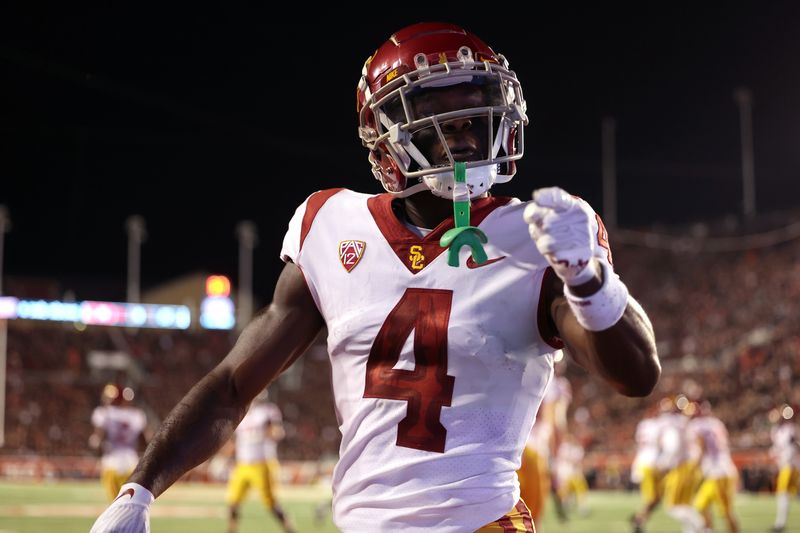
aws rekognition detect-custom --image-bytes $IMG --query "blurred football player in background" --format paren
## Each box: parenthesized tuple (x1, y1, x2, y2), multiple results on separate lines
(89, 383, 149, 501)
(517, 364, 572, 522)
(769, 404, 798, 533)
(554, 432, 589, 517)
(225, 388, 295, 533)
(659, 396, 703, 533)
(630, 403, 664, 532)
(518, 362, 571, 524)
(687, 400, 739, 533)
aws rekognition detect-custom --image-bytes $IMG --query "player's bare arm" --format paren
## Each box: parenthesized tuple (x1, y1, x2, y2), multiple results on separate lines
(547, 264, 659, 397)
(127, 262, 324, 497)
(267, 420, 287, 442)
(526, 187, 659, 398)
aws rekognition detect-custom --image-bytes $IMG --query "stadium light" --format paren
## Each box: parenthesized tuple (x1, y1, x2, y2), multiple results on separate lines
(206, 275, 231, 297)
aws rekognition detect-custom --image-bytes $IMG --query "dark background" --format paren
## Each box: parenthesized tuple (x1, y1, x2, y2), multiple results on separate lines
(2, 3, 799, 302)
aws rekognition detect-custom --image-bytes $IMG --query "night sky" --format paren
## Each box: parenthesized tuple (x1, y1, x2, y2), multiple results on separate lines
(2, 4, 799, 303)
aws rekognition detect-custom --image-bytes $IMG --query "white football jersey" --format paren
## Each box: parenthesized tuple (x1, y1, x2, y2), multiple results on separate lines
(689, 416, 736, 479)
(656, 412, 690, 471)
(631, 417, 661, 482)
(555, 440, 584, 486)
(91, 405, 147, 472)
(280, 189, 599, 532)
(235, 402, 282, 463)
(526, 375, 571, 456)
(771, 423, 799, 468)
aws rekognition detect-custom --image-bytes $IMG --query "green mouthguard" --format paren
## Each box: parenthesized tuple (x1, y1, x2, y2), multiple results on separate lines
(439, 162, 488, 267)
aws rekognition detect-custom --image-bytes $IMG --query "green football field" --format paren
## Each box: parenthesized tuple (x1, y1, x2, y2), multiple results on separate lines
(0, 480, 792, 532)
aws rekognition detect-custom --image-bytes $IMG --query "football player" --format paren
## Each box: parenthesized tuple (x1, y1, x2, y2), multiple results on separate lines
(92, 22, 659, 533)
(630, 403, 664, 532)
(769, 404, 799, 533)
(554, 433, 590, 517)
(658, 396, 704, 533)
(89, 384, 149, 501)
(518, 363, 571, 523)
(688, 400, 739, 533)
(225, 388, 295, 533)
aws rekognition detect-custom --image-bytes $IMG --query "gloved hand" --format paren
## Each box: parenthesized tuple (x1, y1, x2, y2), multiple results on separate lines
(523, 187, 599, 286)
(90, 483, 153, 533)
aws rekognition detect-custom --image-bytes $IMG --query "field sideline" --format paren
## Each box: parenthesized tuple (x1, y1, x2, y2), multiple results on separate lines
(0, 480, 791, 532)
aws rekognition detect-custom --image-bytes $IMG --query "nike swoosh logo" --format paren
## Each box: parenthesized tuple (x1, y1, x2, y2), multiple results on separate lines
(114, 488, 135, 502)
(466, 255, 506, 269)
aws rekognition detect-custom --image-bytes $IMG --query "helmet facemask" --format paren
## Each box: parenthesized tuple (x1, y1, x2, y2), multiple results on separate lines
(359, 52, 527, 199)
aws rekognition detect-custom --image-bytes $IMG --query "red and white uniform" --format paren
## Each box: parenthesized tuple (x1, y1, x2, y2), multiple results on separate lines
(631, 416, 662, 482)
(688, 416, 736, 479)
(555, 440, 584, 487)
(771, 423, 800, 469)
(280, 189, 583, 532)
(235, 403, 282, 463)
(526, 375, 571, 457)
(656, 412, 689, 471)
(91, 405, 147, 473)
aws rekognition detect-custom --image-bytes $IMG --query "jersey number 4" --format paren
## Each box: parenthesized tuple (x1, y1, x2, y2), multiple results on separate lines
(363, 288, 455, 453)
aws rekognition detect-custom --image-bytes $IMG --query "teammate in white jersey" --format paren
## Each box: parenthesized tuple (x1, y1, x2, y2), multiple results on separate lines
(770, 405, 799, 532)
(630, 405, 664, 532)
(657, 397, 704, 533)
(518, 364, 571, 523)
(91, 22, 660, 533)
(554, 433, 589, 517)
(225, 389, 295, 533)
(89, 384, 148, 501)
(688, 401, 739, 533)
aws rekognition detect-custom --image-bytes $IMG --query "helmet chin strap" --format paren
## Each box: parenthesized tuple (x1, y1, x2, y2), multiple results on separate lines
(390, 182, 429, 198)
(424, 165, 497, 199)
(439, 162, 489, 267)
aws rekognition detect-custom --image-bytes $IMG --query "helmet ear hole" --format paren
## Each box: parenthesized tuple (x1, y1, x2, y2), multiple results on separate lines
(370, 147, 405, 194)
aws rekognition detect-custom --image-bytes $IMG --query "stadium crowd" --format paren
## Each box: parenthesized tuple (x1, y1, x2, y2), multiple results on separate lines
(2, 237, 799, 489)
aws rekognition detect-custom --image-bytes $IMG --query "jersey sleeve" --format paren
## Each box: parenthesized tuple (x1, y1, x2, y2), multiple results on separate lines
(574, 197, 614, 268)
(280, 197, 311, 264)
(91, 406, 106, 428)
(269, 404, 283, 423)
(132, 408, 147, 433)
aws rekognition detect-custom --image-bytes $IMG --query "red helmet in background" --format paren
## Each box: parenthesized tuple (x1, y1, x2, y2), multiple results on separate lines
(356, 22, 528, 199)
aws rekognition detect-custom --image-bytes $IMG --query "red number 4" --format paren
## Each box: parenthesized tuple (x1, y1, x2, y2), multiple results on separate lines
(363, 288, 455, 453)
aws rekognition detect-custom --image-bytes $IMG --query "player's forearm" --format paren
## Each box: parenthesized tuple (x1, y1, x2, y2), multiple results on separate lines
(567, 303, 660, 397)
(552, 262, 660, 397)
(127, 368, 246, 497)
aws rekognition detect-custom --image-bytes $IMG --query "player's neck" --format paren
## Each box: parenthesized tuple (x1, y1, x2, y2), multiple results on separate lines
(394, 192, 452, 229)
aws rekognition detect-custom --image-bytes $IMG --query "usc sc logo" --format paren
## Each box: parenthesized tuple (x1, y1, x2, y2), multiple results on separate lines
(409, 245, 425, 270)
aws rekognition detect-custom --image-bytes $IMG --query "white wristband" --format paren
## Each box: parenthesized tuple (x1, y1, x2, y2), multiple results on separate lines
(115, 483, 155, 506)
(564, 262, 629, 331)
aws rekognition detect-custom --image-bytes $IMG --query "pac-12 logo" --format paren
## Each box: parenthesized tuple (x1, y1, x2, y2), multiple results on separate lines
(409, 245, 425, 270)
(339, 240, 366, 272)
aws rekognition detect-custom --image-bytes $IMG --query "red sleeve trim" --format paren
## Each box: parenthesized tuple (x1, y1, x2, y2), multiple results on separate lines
(299, 188, 344, 253)
(537, 267, 565, 350)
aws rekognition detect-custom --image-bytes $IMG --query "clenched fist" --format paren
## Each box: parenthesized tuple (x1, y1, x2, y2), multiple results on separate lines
(524, 187, 600, 286)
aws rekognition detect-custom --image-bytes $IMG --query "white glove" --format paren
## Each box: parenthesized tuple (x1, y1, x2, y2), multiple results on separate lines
(523, 187, 598, 286)
(90, 483, 153, 533)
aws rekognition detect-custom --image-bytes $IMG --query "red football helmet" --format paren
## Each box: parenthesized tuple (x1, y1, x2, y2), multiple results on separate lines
(357, 22, 528, 199)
